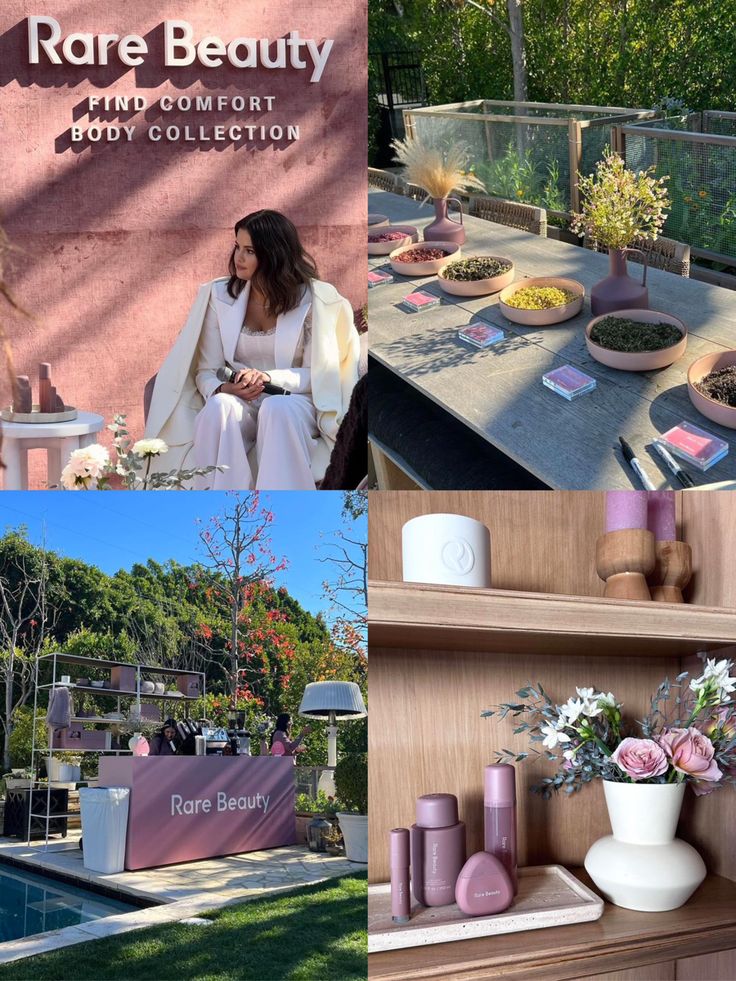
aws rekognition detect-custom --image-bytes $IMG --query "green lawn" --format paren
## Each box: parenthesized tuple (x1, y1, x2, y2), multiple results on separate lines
(1, 872, 367, 981)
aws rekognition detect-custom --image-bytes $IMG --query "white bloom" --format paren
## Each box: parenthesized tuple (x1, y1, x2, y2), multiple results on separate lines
(559, 698, 585, 725)
(690, 658, 736, 702)
(541, 723, 571, 749)
(60, 444, 110, 489)
(132, 438, 168, 457)
(563, 749, 575, 761)
(597, 692, 618, 709)
(576, 687, 604, 717)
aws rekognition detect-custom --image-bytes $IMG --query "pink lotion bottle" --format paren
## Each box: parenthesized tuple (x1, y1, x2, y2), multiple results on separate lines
(484, 764, 518, 894)
(410, 793, 466, 907)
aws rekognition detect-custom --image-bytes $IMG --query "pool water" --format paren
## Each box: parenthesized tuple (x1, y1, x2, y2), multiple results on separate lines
(0, 862, 140, 942)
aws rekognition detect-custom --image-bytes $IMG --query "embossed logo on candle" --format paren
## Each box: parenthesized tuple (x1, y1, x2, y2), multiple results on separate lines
(441, 538, 475, 575)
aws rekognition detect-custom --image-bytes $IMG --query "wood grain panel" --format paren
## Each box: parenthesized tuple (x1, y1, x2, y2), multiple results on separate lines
(368, 646, 679, 883)
(581, 966, 675, 981)
(368, 491, 608, 595)
(676, 948, 736, 980)
(682, 493, 736, 609)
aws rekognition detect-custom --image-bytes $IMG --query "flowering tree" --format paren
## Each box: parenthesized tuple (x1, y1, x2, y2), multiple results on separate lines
(195, 494, 288, 711)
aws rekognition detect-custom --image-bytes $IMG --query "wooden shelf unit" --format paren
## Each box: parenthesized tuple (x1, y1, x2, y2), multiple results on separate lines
(369, 871, 736, 981)
(369, 580, 736, 657)
(368, 491, 736, 981)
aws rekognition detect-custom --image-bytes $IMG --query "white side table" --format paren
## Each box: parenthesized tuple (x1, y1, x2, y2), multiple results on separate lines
(1, 412, 106, 490)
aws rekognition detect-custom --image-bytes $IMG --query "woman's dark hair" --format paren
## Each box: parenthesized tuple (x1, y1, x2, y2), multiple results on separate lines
(227, 210, 319, 315)
(270, 713, 291, 748)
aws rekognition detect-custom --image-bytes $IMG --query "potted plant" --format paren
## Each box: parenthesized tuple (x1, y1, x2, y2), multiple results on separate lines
(437, 256, 515, 297)
(323, 822, 344, 856)
(483, 656, 736, 911)
(335, 718, 368, 864)
(391, 136, 484, 245)
(3, 768, 34, 790)
(570, 149, 670, 315)
(295, 790, 338, 846)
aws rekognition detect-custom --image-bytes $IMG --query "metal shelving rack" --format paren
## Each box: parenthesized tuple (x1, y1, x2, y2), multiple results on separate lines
(28, 651, 205, 849)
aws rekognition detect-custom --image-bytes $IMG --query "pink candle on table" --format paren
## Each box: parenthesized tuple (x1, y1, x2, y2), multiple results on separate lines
(648, 491, 677, 541)
(605, 490, 648, 532)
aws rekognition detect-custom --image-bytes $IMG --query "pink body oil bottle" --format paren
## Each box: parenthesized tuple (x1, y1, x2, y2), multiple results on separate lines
(484, 764, 518, 894)
(410, 793, 466, 907)
(390, 828, 410, 923)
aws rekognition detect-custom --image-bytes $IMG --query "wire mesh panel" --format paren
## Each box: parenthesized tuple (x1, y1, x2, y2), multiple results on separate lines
(623, 114, 736, 262)
(403, 102, 655, 211)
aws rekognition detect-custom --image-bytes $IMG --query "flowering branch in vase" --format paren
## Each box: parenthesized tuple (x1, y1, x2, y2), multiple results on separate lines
(59, 414, 223, 490)
(482, 657, 736, 800)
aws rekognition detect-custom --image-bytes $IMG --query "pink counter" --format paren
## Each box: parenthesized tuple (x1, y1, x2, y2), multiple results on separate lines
(98, 756, 296, 870)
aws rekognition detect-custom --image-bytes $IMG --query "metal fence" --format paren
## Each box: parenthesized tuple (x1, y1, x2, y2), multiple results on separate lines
(618, 112, 736, 265)
(370, 50, 426, 164)
(403, 101, 657, 212)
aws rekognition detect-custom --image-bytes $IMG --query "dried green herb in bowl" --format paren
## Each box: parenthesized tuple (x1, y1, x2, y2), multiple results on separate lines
(694, 365, 736, 407)
(441, 256, 512, 281)
(589, 316, 683, 353)
(504, 286, 577, 310)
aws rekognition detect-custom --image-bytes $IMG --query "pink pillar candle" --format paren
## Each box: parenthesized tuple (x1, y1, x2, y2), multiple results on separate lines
(605, 491, 648, 532)
(648, 491, 677, 542)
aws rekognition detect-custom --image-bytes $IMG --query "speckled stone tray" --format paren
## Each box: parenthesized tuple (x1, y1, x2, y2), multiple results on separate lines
(368, 864, 603, 953)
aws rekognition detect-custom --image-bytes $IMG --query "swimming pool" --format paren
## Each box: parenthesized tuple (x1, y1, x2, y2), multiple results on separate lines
(0, 862, 141, 942)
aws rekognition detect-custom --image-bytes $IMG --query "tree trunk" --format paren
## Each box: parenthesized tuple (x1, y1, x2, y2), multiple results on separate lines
(4, 661, 13, 771)
(507, 0, 528, 103)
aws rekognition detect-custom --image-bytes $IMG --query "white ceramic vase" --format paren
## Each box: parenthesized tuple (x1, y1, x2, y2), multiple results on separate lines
(337, 812, 368, 864)
(584, 781, 706, 911)
(402, 513, 491, 587)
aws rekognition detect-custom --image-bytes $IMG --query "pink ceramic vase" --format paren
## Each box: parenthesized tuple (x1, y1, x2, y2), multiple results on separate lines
(424, 196, 465, 245)
(590, 247, 649, 315)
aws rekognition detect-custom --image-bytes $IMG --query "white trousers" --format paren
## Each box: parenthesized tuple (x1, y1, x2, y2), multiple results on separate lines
(192, 393, 319, 490)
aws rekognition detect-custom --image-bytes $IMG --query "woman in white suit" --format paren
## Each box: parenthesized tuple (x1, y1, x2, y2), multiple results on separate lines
(144, 210, 360, 489)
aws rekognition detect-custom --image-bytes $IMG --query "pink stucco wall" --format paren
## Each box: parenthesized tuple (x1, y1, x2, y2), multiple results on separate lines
(0, 1, 366, 487)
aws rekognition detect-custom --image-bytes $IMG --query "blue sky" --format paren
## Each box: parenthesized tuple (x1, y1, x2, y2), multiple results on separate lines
(0, 492, 365, 620)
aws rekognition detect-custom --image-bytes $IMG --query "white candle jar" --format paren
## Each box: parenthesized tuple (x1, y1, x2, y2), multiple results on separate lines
(402, 513, 491, 587)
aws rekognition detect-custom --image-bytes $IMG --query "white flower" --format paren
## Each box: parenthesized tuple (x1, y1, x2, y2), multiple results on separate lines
(575, 687, 605, 717)
(559, 698, 585, 725)
(132, 438, 168, 457)
(690, 658, 736, 702)
(60, 444, 110, 489)
(597, 692, 617, 709)
(541, 723, 571, 749)
(563, 749, 575, 761)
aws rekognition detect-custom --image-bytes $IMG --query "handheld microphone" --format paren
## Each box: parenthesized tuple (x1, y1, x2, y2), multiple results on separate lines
(216, 365, 290, 396)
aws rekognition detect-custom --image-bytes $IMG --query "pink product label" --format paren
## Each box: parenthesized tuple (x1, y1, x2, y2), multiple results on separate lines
(664, 424, 725, 461)
(98, 756, 296, 870)
(368, 270, 392, 285)
(545, 365, 593, 392)
(404, 291, 437, 306)
(460, 323, 504, 346)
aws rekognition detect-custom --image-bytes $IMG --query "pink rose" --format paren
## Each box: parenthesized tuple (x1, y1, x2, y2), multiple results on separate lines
(611, 737, 668, 780)
(658, 727, 723, 785)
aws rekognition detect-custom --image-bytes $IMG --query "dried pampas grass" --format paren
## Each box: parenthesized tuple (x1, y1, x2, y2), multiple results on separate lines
(391, 137, 485, 199)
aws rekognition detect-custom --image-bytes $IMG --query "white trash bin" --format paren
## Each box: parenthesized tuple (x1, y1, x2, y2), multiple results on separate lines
(79, 787, 130, 873)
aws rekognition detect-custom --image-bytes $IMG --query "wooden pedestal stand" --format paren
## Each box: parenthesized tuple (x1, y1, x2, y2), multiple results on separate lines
(596, 529, 655, 601)
(649, 541, 693, 603)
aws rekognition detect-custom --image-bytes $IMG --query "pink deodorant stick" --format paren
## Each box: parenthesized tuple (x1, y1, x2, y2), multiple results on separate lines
(390, 828, 410, 923)
(484, 764, 518, 894)
(455, 851, 514, 917)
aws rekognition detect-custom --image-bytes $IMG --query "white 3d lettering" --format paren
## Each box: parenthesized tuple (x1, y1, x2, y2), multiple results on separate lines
(27, 18, 334, 82)
(170, 793, 270, 816)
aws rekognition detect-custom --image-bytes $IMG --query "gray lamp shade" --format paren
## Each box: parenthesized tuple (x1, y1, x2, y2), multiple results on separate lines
(298, 681, 367, 720)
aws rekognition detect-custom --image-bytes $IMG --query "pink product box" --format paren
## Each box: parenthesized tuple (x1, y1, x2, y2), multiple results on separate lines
(177, 675, 201, 697)
(368, 270, 394, 288)
(53, 726, 111, 751)
(659, 421, 728, 471)
(403, 290, 440, 313)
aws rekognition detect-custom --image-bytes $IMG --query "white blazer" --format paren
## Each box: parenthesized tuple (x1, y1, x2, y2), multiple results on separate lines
(145, 277, 360, 480)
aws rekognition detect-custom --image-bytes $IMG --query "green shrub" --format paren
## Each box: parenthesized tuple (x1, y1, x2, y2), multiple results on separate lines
(7, 707, 47, 768)
(334, 718, 367, 813)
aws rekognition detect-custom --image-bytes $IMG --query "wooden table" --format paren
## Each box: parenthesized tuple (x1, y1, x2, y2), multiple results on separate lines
(368, 190, 736, 489)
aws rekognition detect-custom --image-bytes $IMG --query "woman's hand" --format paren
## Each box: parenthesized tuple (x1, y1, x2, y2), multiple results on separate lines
(221, 368, 271, 401)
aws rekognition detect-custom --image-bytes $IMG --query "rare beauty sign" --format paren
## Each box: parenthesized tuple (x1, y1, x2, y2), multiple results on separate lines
(98, 756, 296, 870)
(23, 15, 335, 148)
